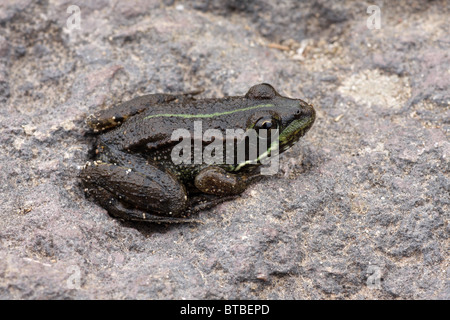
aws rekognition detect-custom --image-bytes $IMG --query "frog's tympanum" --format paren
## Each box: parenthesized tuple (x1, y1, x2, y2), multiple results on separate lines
(80, 83, 315, 222)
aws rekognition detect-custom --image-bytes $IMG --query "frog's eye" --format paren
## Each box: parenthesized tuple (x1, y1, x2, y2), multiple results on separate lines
(246, 83, 278, 99)
(254, 117, 278, 131)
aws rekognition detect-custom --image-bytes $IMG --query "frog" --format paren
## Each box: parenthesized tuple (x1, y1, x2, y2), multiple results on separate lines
(80, 83, 315, 223)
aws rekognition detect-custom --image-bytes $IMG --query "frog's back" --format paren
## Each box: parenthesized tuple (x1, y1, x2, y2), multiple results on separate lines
(141, 96, 250, 117)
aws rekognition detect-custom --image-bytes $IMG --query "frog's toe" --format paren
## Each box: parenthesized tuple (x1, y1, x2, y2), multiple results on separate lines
(190, 194, 239, 212)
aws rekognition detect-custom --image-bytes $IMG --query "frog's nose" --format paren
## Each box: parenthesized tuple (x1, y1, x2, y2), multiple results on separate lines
(306, 103, 316, 123)
(296, 102, 316, 124)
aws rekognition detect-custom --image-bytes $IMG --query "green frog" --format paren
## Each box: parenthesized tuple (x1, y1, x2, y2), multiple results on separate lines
(80, 83, 315, 222)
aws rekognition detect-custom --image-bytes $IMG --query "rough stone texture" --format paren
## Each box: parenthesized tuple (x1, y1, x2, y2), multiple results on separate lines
(0, 0, 448, 299)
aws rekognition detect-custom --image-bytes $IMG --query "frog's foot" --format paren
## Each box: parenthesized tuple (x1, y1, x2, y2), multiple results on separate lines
(189, 194, 239, 213)
(80, 161, 190, 223)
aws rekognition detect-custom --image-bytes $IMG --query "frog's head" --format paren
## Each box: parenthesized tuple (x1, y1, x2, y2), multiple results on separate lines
(245, 83, 316, 154)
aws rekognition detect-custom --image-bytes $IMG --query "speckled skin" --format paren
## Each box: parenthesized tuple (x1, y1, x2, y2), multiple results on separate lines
(80, 84, 315, 222)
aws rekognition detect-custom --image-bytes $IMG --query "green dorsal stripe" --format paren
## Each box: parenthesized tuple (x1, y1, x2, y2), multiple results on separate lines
(144, 103, 274, 119)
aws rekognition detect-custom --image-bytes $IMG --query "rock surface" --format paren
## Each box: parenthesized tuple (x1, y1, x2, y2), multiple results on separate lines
(0, 0, 448, 299)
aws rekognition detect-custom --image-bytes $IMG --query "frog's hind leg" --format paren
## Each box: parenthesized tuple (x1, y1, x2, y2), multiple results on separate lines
(80, 161, 191, 223)
(83, 184, 195, 223)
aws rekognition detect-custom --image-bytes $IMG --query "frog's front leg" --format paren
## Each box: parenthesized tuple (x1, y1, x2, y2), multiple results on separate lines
(194, 166, 249, 196)
(80, 160, 190, 222)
